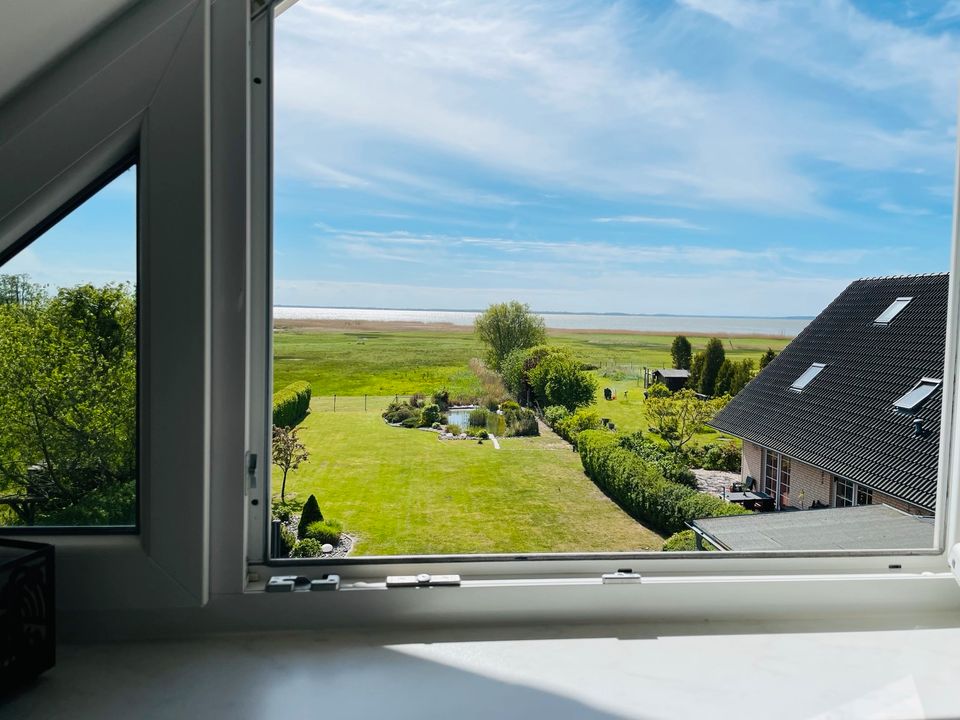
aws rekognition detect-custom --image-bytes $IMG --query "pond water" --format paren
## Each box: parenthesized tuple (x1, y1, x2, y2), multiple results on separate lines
(445, 406, 478, 427)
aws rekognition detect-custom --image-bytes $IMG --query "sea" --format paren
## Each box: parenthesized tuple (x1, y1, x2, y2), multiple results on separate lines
(274, 306, 810, 338)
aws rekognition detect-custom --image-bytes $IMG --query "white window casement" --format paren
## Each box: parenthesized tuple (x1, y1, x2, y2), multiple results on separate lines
(5, 0, 960, 635)
(763, 450, 792, 510)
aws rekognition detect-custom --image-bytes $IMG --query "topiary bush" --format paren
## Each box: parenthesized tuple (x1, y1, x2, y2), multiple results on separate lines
(297, 494, 324, 539)
(272, 380, 312, 427)
(578, 430, 750, 536)
(305, 518, 343, 545)
(290, 538, 325, 558)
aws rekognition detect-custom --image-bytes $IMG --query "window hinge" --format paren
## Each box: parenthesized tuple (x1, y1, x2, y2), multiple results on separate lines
(246, 451, 258, 489)
(602, 568, 642, 585)
(386, 573, 461, 588)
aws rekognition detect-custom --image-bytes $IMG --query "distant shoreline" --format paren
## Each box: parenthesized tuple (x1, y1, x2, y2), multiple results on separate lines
(273, 317, 796, 340)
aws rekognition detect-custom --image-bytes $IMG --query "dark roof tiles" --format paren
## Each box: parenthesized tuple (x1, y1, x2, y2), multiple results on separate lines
(710, 273, 948, 511)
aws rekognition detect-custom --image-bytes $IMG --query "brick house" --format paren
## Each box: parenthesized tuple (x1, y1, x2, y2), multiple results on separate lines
(709, 274, 947, 517)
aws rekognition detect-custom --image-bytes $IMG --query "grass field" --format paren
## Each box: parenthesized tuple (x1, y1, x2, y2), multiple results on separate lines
(281, 398, 664, 555)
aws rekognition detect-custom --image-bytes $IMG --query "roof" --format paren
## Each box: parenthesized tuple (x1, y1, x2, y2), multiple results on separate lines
(653, 368, 690, 378)
(690, 504, 934, 551)
(710, 273, 948, 511)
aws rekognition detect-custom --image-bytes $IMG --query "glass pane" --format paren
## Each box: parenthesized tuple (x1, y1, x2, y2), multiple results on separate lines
(271, 2, 949, 557)
(874, 297, 912, 325)
(0, 168, 137, 529)
(893, 380, 940, 412)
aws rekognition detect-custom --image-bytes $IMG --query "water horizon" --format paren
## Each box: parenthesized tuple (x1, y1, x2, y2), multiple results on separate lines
(274, 305, 811, 337)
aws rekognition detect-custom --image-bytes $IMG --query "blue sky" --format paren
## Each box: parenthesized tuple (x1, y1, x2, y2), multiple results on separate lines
(273, 0, 960, 316)
(8, 2, 960, 317)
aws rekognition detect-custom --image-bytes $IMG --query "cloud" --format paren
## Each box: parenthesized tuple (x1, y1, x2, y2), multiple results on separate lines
(593, 215, 706, 230)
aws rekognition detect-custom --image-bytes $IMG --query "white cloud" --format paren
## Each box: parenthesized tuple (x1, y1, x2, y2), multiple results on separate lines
(593, 215, 706, 230)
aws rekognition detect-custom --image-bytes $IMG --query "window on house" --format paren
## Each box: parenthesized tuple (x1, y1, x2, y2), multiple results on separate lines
(894, 378, 941, 413)
(874, 297, 912, 325)
(790, 363, 826, 392)
(0, 166, 138, 531)
(835, 477, 873, 508)
(265, 1, 952, 561)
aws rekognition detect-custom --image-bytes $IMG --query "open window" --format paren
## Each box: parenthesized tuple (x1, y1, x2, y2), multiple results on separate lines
(249, 0, 960, 576)
(0, 165, 137, 532)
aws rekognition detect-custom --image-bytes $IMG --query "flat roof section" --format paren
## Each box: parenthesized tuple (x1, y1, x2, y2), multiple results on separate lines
(690, 504, 934, 551)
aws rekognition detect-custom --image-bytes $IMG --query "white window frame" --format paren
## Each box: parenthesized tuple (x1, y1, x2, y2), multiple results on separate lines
(5, 0, 960, 633)
(244, 0, 960, 603)
(874, 296, 913, 325)
(790, 363, 826, 392)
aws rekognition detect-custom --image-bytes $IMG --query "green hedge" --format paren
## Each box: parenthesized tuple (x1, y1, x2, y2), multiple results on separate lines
(578, 430, 749, 536)
(273, 380, 312, 428)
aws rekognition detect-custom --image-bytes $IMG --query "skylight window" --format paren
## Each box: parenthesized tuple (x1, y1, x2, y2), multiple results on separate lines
(874, 297, 912, 326)
(893, 378, 941, 413)
(790, 363, 826, 392)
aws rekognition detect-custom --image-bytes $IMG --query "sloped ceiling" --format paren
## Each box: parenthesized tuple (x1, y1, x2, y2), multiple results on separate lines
(0, 0, 141, 105)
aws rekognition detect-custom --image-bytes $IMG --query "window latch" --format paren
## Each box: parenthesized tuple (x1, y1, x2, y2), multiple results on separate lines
(602, 568, 642, 585)
(948, 544, 960, 586)
(246, 451, 258, 489)
(386, 573, 461, 588)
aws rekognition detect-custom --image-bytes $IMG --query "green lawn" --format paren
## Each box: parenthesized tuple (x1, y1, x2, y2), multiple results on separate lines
(280, 398, 664, 555)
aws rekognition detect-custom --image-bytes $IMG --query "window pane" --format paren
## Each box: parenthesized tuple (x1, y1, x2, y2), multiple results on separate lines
(0, 167, 137, 529)
(271, 2, 949, 557)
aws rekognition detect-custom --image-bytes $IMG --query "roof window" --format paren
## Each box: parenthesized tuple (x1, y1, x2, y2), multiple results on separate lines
(893, 378, 941, 413)
(790, 363, 826, 392)
(874, 297, 912, 326)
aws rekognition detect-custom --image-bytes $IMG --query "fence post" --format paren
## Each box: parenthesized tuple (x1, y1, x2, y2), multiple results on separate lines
(333, 394, 337, 412)
(364, 394, 367, 412)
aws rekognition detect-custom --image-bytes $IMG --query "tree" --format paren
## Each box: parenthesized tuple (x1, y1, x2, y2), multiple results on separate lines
(297, 493, 324, 539)
(645, 389, 729, 451)
(670, 335, 692, 370)
(688, 352, 705, 393)
(474, 301, 546, 371)
(759, 348, 777, 370)
(699, 338, 726, 396)
(272, 425, 309, 504)
(543, 359, 598, 411)
(0, 279, 137, 525)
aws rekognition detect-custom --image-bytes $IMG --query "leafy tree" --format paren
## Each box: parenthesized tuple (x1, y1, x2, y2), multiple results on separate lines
(759, 348, 777, 370)
(688, 352, 705, 393)
(500, 347, 529, 400)
(715, 358, 755, 396)
(272, 425, 309, 504)
(0, 279, 136, 526)
(670, 335, 692, 370)
(645, 389, 729, 451)
(699, 338, 726, 396)
(474, 301, 546, 371)
(646, 382, 672, 398)
(543, 359, 597, 411)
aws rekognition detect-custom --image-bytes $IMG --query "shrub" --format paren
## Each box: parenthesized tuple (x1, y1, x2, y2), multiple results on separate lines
(503, 407, 538, 437)
(544, 405, 570, 427)
(468, 407, 489, 428)
(278, 524, 297, 557)
(578, 431, 750, 536)
(401, 416, 420, 428)
(618, 432, 697, 488)
(409, 393, 425, 408)
(432, 388, 450, 410)
(446, 423, 462, 435)
(420, 403, 442, 427)
(297, 494, 324, 539)
(500, 400, 520, 412)
(272, 380, 312, 427)
(646, 382, 671, 398)
(553, 408, 603, 447)
(305, 518, 343, 545)
(290, 538, 325, 558)
(686, 442, 741, 472)
(382, 401, 418, 424)
(272, 498, 299, 523)
(467, 428, 489, 439)
(663, 530, 697, 551)
(486, 412, 506, 436)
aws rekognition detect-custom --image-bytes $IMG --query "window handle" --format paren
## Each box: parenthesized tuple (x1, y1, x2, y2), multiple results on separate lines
(246, 451, 258, 489)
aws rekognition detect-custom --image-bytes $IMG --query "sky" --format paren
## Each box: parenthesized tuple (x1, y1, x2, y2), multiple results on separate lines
(272, 0, 960, 316)
(8, 2, 960, 317)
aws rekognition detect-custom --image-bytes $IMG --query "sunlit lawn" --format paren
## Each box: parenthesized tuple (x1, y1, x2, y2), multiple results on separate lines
(279, 398, 664, 556)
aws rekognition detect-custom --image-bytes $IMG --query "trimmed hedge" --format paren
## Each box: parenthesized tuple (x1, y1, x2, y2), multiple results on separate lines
(578, 430, 749, 536)
(273, 380, 312, 428)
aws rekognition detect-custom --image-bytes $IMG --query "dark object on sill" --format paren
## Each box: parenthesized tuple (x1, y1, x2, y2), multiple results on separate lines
(0, 538, 55, 693)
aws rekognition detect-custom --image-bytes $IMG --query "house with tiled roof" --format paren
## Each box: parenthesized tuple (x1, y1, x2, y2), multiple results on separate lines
(709, 273, 948, 517)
